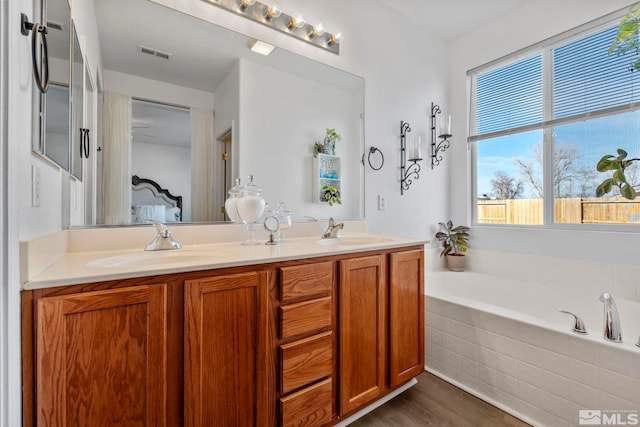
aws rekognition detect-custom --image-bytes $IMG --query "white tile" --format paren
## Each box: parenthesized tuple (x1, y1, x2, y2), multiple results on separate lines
(457, 322, 478, 343)
(598, 368, 640, 405)
(430, 343, 445, 363)
(496, 353, 519, 377)
(460, 356, 477, 378)
(443, 334, 460, 353)
(429, 313, 445, 331)
(541, 370, 570, 400)
(498, 372, 519, 397)
(519, 362, 543, 388)
(458, 371, 478, 391)
(428, 298, 447, 316)
(542, 329, 570, 356)
(442, 348, 460, 371)
(477, 379, 500, 401)
(519, 322, 544, 347)
(598, 344, 636, 378)
(519, 400, 545, 426)
(568, 359, 599, 389)
(514, 341, 544, 368)
(568, 336, 599, 366)
(541, 349, 570, 377)
(477, 346, 498, 369)
(599, 390, 638, 411)
(568, 380, 599, 409)
(478, 365, 498, 388)
(443, 318, 461, 337)
(459, 339, 478, 361)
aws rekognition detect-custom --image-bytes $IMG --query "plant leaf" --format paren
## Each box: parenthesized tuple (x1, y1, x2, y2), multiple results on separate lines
(620, 183, 637, 200)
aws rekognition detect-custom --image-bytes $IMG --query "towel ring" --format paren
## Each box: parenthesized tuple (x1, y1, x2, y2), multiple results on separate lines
(364, 146, 384, 170)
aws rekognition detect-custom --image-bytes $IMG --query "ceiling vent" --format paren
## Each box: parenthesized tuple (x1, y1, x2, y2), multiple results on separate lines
(138, 45, 171, 60)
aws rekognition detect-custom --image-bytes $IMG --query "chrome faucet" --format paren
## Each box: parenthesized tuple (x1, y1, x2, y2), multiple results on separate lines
(321, 217, 344, 239)
(144, 219, 182, 251)
(598, 292, 622, 343)
(557, 309, 588, 334)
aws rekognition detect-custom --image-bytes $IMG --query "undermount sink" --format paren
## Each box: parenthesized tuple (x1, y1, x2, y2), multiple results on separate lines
(86, 250, 233, 268)
(316, 236, 393, 246)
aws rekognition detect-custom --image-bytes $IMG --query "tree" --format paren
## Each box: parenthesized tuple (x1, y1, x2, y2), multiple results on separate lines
(514, 142, 594, 198)
(490, 171, 524, 199)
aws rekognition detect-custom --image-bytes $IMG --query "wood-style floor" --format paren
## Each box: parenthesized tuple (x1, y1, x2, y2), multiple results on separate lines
(349, 372, 530, 427)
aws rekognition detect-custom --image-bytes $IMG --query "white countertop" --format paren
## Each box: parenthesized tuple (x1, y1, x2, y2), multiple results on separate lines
(22, 223, 427, 290)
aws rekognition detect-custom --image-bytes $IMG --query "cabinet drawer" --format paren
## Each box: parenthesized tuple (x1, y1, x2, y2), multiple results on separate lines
(280, 262, 333, 303)
(280, 296, 332, 339)
(280, 378, 333, 427)
(281, 331, 333, 394)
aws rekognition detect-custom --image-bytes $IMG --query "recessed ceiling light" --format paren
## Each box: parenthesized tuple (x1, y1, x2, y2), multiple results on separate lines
(247, 39, 275, 56)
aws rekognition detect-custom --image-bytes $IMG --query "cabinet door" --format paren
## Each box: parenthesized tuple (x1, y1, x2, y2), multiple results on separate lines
(36, 284, 167, 427)
(339, 255, 386, 414)
(184, 271, 268, 427)
(389, 250, 425, 387)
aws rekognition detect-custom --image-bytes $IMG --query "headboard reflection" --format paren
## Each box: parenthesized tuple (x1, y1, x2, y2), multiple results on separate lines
(131, 175, 183, 222)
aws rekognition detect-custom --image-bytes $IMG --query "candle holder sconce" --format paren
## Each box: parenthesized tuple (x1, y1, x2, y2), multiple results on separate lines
(431, 102, 452, 169)
(400, 121, 423, 195)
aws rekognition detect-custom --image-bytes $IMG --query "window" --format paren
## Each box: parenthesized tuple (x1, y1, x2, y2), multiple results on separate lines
(470, 20, 640, 226)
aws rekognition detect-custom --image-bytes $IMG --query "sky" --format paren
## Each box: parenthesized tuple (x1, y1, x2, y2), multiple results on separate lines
(477, 112, 640, 199)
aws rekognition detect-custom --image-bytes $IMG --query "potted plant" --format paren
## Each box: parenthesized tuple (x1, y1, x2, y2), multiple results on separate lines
(314, 128, 341, 157)
(435, 220, 470, 272)
(322, 184, 341, 206)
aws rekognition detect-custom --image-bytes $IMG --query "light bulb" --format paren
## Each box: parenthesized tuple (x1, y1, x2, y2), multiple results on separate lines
(308, 23, 325, 39)
(239, 0, 255, 12)
(287, 14, 305, 30)
(327, 32, 342, 46)
(264, 5, 281, 21)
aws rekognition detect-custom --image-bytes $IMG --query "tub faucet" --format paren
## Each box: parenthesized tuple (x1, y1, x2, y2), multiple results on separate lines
(321, 217, 344, 239)
(598, 292, 622, 343)
(144, 219, 182, 251)
(557, 309, 587, 334)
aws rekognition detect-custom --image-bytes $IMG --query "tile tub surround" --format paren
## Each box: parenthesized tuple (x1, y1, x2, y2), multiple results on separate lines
(425, 266, 640, 427)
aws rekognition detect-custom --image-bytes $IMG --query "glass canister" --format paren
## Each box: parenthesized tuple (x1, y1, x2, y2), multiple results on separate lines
(266, 201, 292, 242)
(224, 178, 242, 223)
(235, 175, 266, 245)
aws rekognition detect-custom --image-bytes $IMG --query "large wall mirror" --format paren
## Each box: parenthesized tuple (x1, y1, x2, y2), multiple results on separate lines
(77, 0, 365, 227)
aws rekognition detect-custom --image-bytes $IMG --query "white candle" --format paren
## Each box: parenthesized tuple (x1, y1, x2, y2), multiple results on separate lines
(409, 136, 421, 160)
(439, 115, 452, 136)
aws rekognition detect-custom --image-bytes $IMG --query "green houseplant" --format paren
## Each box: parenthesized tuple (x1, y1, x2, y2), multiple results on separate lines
(321, 184, 341, 206)
(435, 220, 470, 272)
(314, 128, 341, 157)
(595, 4, 640, 200)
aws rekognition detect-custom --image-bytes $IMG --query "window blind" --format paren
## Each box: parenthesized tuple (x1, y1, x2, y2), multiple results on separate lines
(554, 26, 640, 119)
(475, 55, 543, 136)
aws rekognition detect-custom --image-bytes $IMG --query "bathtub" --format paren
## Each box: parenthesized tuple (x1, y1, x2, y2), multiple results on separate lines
(425, 271, 640, 427)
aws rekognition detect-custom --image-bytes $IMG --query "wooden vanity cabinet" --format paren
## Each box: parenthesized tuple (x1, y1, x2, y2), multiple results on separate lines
(31, 284, 169, 427)
(22, 245, 424, 427)
(184, 271, 269, 427)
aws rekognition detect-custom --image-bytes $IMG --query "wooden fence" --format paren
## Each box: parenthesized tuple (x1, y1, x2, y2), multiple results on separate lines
(477, 197, 640, 225)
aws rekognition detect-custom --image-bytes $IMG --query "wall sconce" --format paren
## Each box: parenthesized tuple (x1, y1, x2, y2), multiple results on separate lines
(400, 121, 423, 195)
(431, 102, 452, 169)
(203, 0, 341, 54)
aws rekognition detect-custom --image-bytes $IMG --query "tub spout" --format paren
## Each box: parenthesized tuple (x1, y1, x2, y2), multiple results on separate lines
(598, 292, 622, 343)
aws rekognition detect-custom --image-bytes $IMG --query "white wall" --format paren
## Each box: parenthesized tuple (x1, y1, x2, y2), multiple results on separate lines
(238, 59, 362, 220)
(132, 141, 192, 221)
(448, 0, 639, 264)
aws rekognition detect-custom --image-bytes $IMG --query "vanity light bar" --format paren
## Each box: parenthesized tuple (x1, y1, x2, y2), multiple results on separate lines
(203, 0, 341, 55)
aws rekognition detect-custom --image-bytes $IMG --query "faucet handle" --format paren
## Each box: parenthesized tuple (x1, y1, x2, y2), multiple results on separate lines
(145, 219, 169, 237)
(558, 309, 588, 334)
